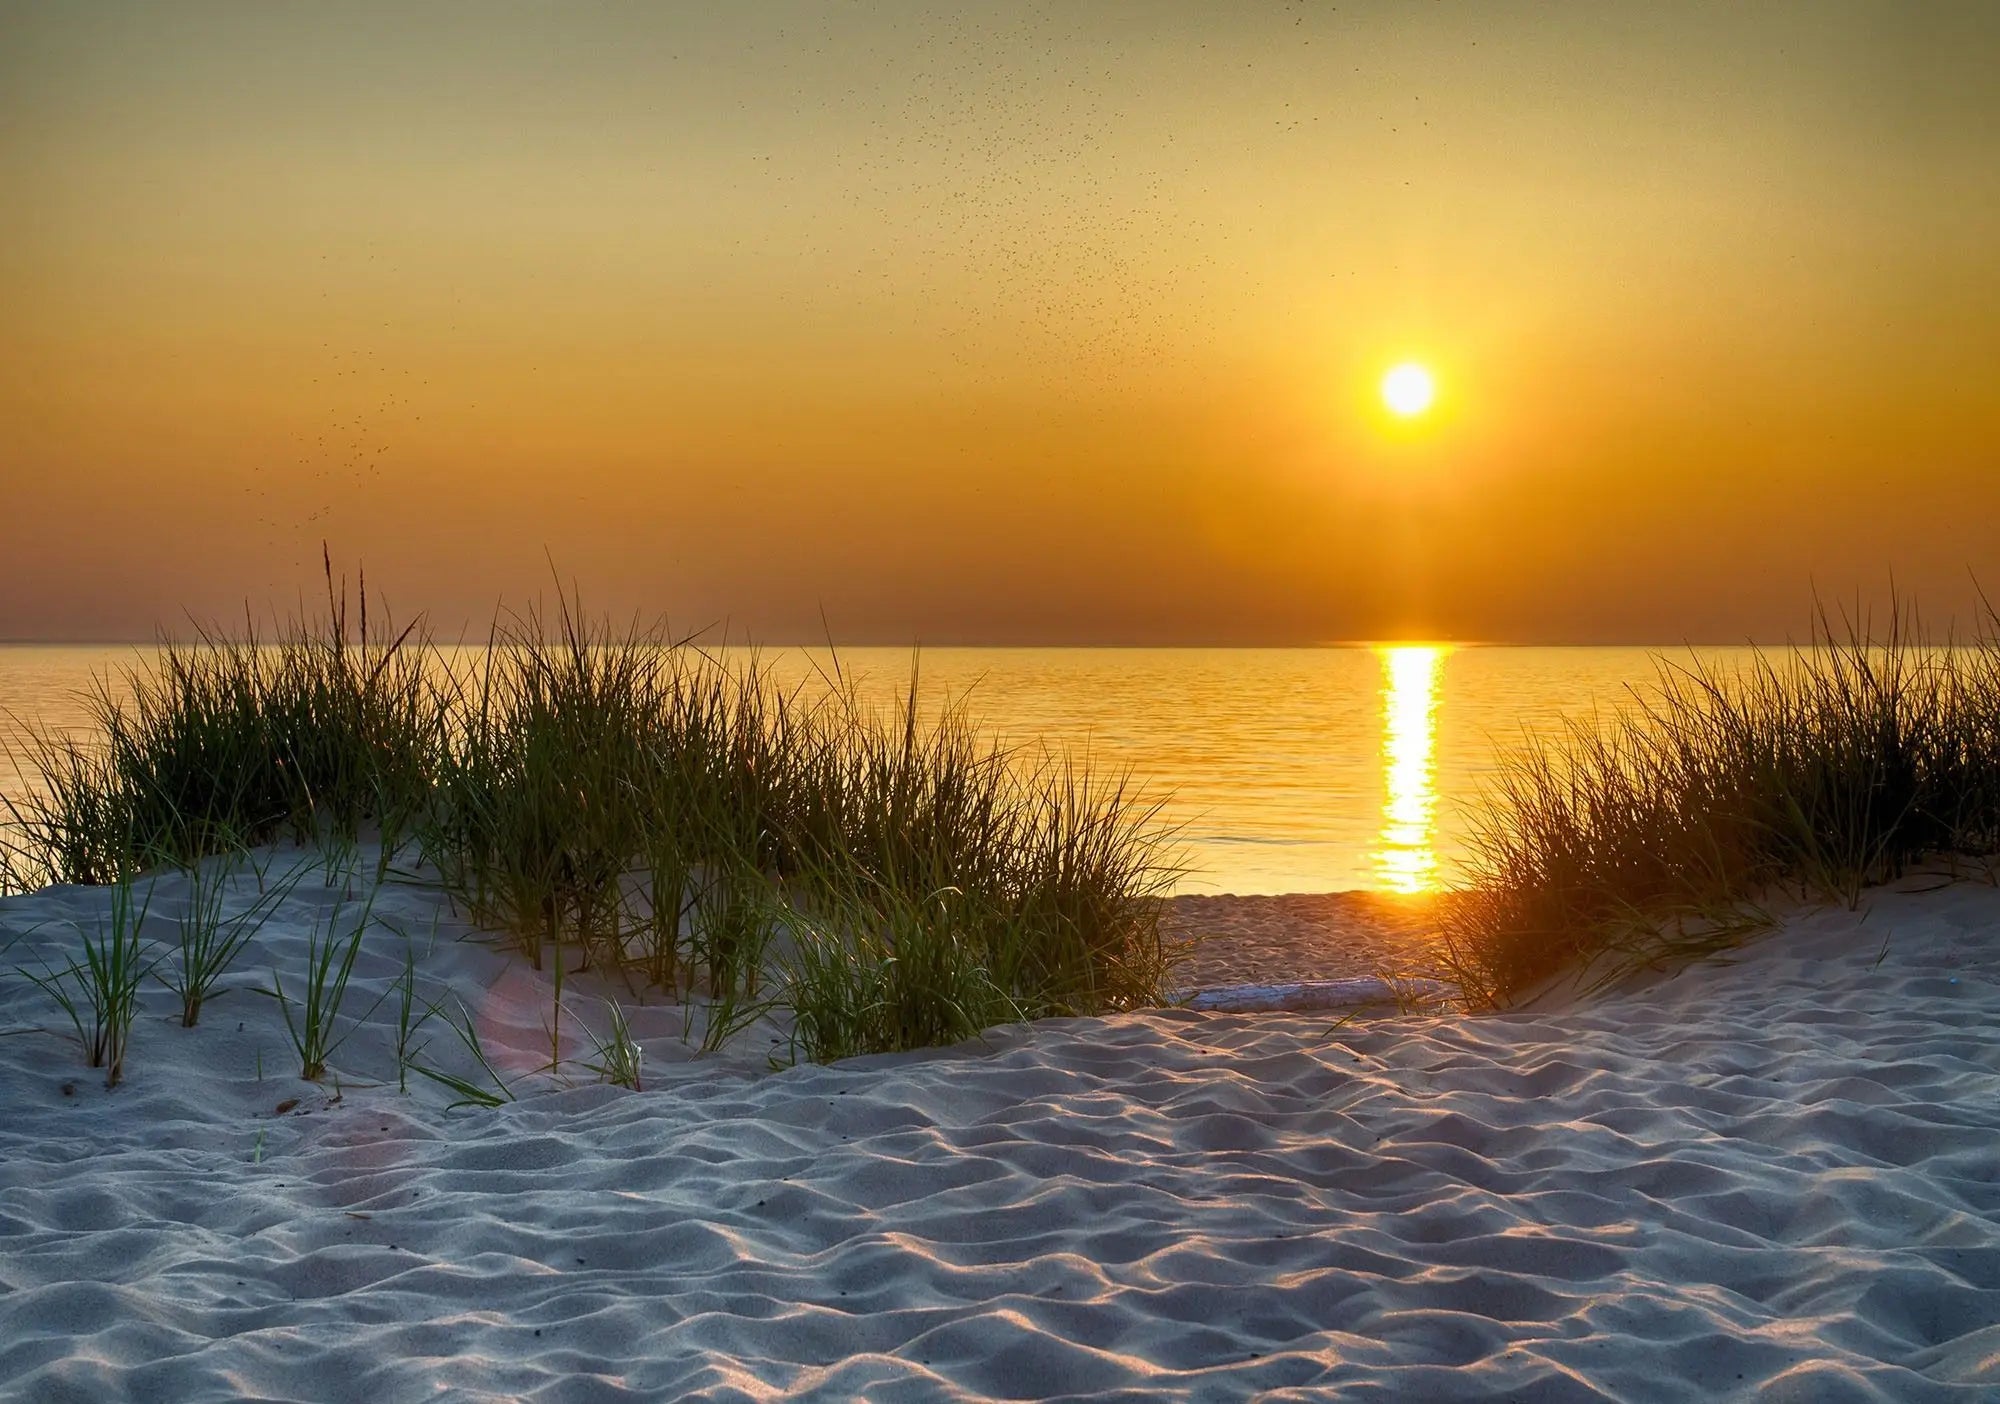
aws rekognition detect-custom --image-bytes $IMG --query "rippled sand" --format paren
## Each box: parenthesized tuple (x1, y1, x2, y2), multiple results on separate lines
(2, 855, 1997, 1401)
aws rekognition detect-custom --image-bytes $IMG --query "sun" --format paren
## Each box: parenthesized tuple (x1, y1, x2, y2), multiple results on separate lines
(1380, 362, 1435, 417)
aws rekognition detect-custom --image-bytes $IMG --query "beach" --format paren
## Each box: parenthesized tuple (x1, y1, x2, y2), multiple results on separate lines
(7, 0, 1995, 1394)
(2, 856, 1995, 1401)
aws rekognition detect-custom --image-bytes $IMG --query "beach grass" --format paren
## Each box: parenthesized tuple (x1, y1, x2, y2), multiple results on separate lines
(17, 867, 154, 1086)
(408, 997, 517, 1108)
(2, 553, 443, 888)
(777, 870, 1029, 1063)
(265, 887, 386, 1081)
(6, 568, 1180, 1062)
(1440, 602, 2000, 1007)
(412, 588, 1177, 1053)
(577, 997, 644, 1091)
(388, 938, 443, 1095)
(159, 855, 304, 1027)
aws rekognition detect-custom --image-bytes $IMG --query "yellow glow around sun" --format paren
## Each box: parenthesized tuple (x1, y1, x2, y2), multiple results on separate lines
(1381, 363, 1435, 417)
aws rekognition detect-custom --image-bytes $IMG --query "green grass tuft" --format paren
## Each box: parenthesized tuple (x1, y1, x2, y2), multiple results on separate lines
(265, 887, 388, 1081)
(18, 867, 155, 1086)
(1439, 601, 2000, 1007)
(3, 552, 442, 886)
(158, 856, 305, 1027)
(8, 566, 1181, 1064)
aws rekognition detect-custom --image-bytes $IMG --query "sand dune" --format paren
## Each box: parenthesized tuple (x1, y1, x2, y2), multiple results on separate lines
(2, 853, 1996, 1401)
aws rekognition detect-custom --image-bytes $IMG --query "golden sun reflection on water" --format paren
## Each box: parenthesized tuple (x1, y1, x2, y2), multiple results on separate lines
(1373, 645, 1447, 894)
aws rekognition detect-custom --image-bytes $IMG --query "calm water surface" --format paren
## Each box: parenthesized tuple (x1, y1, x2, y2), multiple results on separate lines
(0, 645, 1737, 896)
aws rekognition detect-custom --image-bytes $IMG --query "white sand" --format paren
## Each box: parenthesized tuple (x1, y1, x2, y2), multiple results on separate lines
(2, 851, 1997, 1401)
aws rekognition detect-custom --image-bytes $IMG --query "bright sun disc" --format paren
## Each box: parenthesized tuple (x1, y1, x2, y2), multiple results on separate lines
(1381, 363, 1435, 417)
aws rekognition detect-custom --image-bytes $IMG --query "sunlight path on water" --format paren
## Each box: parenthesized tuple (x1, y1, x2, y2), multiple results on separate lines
(1373, 646, 1445, 894)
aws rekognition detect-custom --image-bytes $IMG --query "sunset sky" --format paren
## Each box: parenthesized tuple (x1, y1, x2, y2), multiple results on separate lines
(3, 1, 1996, 644)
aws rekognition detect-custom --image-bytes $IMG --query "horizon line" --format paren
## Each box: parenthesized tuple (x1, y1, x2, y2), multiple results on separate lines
(0, 634, 1854, 651)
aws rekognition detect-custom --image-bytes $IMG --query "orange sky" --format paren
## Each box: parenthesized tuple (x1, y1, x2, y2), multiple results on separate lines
(3, 2, 1996, 644)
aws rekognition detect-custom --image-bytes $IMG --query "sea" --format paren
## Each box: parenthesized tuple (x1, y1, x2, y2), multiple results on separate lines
(0, 644, 1742, 896)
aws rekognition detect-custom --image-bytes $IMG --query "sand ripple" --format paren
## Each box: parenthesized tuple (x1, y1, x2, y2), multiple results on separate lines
(2, 875, 1997, 1400)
